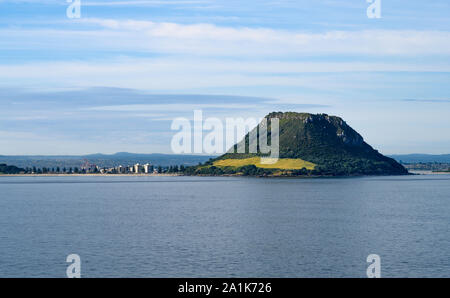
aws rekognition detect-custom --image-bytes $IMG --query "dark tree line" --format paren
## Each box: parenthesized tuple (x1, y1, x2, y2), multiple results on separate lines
(22, 166, 81, 174)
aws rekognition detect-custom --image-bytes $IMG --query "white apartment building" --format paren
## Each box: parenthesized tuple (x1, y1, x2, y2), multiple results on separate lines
(134, 163, 143, 174)
(143, 163, 152, 174)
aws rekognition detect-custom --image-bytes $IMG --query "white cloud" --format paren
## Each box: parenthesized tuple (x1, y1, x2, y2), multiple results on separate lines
(2, 19, 450, 57)
(0, 57, 448, 91)
(84, 103, 258, 111)
(83, 1, 210, 6)
(77, 18, 450, 56)
(1, 18, 448, 92)
(0, 0, 208, 5)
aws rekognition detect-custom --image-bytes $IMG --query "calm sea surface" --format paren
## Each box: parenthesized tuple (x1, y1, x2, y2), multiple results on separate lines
(0, 175, 449, 277)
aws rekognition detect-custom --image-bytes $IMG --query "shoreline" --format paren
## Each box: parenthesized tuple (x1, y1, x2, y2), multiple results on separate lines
(408, 170, 450, 175)
(0, 173, 182, 177)
(1, 172, 446, 178)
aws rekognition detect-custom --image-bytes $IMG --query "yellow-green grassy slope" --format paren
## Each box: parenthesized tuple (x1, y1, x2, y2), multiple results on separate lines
(213, 157, 315, 170)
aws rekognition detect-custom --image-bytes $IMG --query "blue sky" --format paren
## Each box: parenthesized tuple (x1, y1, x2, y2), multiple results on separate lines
(0, 0, 449, 155)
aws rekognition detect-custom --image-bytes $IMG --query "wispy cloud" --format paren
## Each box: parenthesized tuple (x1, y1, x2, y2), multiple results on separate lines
(76, 18, 450, 56)
(403, 98, 450, 103)
(84, 103, 258, 111)
(0, 0, 209, 5)
(1, 57, 448, 93)
(0, 87, 329, 154)
(83, 1, 210, 6)
(2, 19, 450, 57)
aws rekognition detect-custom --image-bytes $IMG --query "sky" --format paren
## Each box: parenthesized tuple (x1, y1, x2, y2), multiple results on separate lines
(0, 0, 449, 155)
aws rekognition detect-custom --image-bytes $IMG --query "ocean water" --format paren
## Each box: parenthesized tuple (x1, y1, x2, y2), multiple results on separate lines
(0, 175, 449, 278)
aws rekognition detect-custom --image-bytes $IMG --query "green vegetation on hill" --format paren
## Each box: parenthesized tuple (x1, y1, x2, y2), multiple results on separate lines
(187, 112, 408, 177)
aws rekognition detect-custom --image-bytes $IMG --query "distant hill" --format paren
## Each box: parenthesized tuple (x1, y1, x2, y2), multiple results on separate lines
(189, 112, 408, 176)
(389, 154, 450, 164)
(0, 153, 214, 169)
